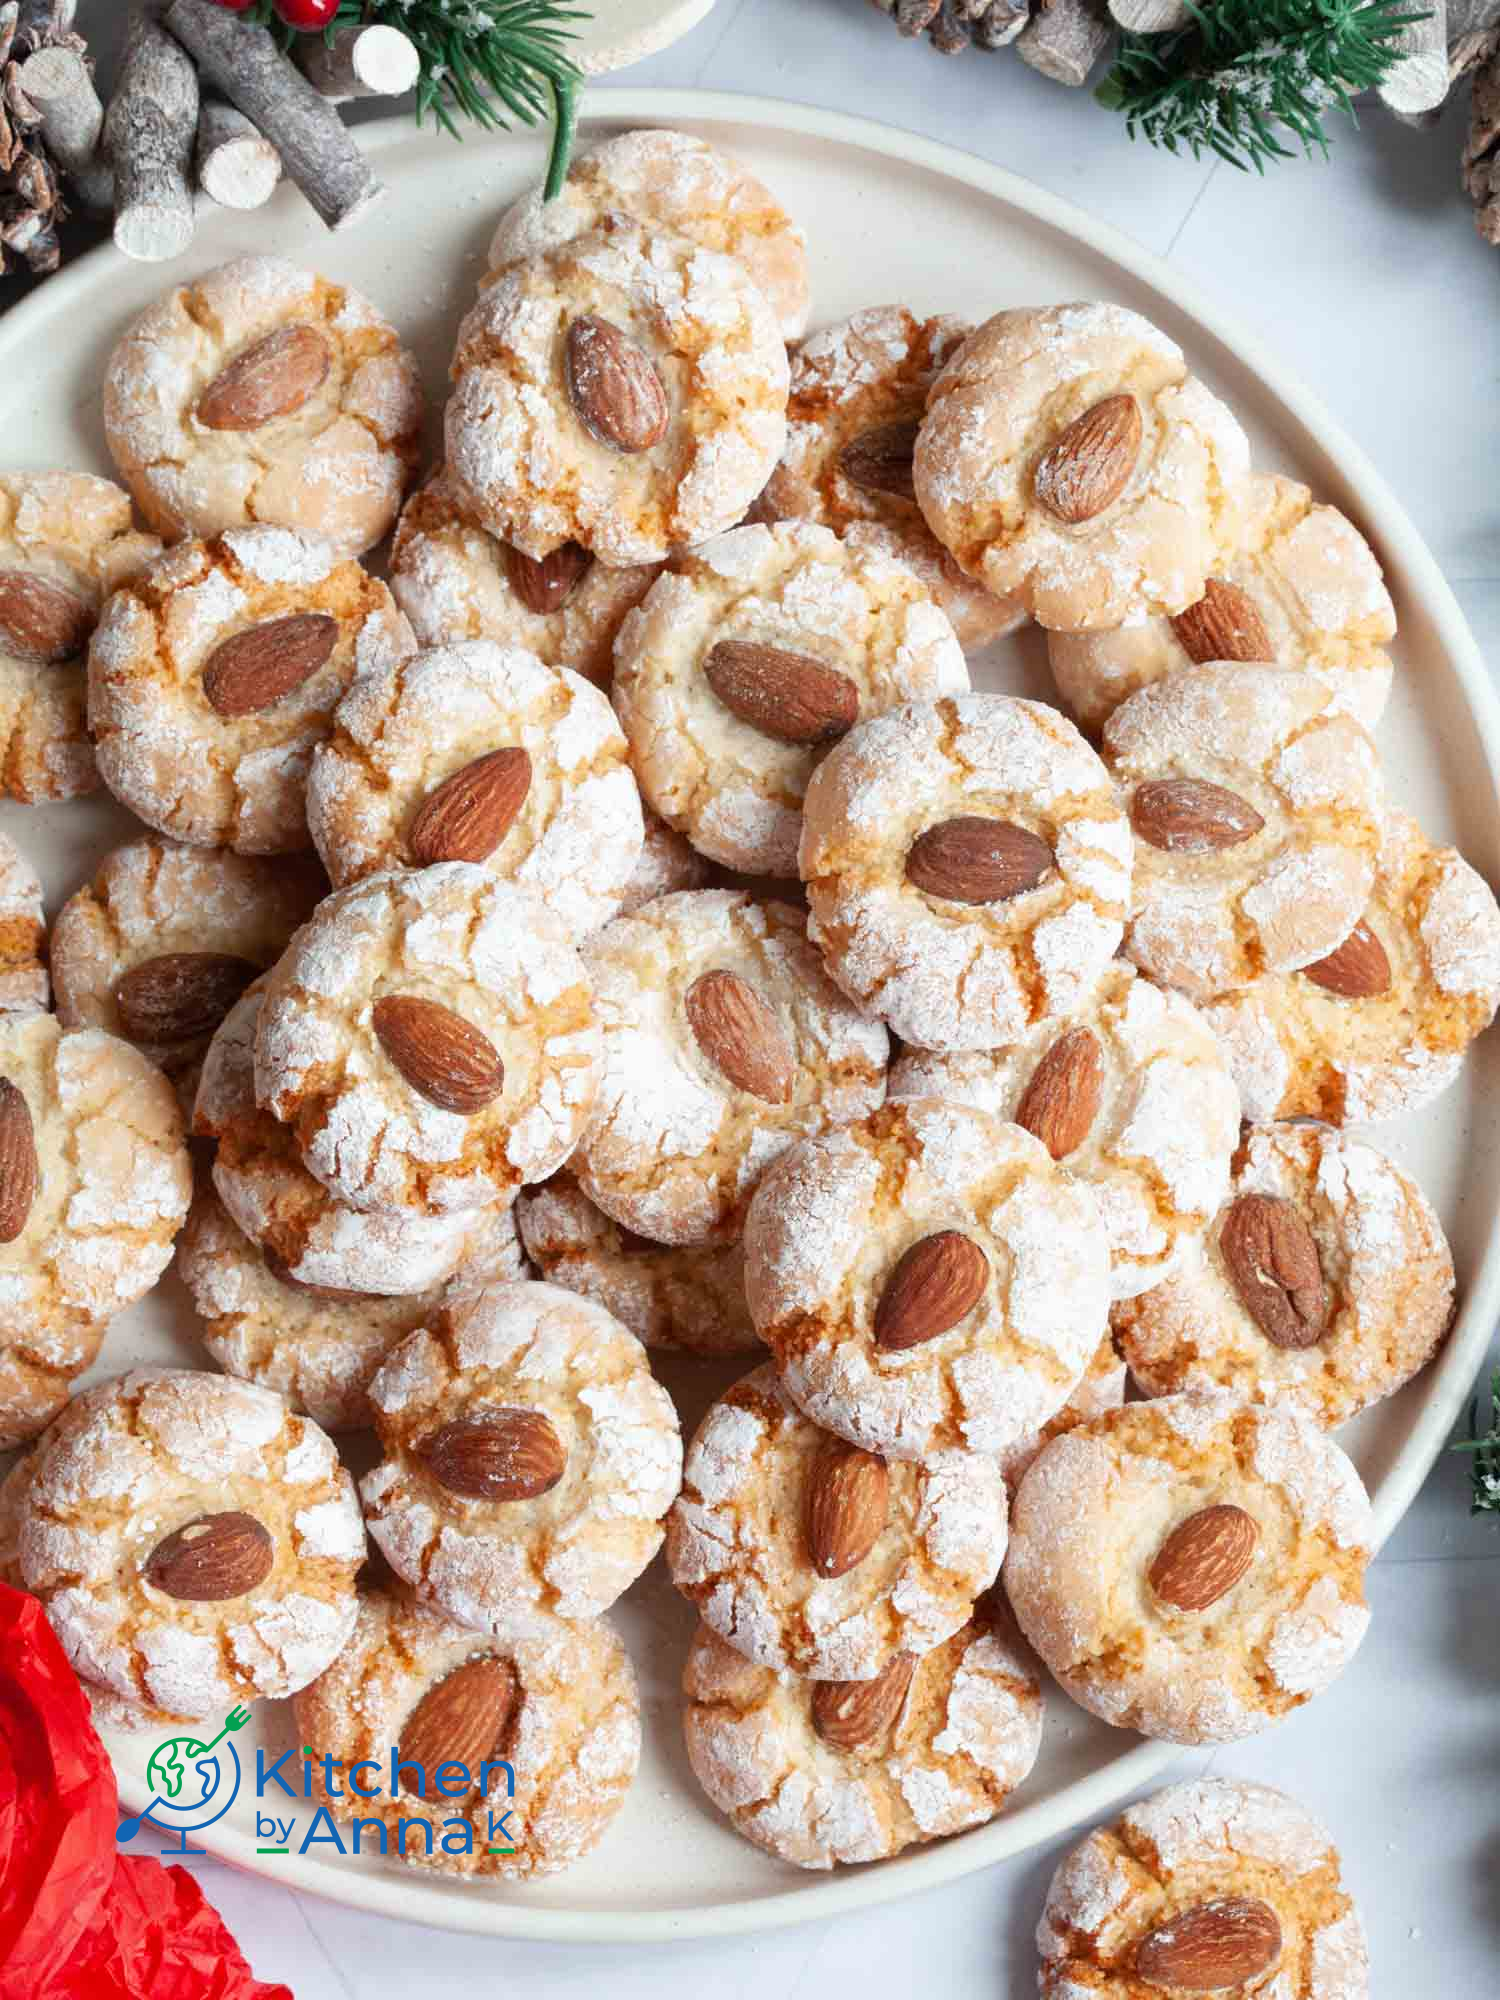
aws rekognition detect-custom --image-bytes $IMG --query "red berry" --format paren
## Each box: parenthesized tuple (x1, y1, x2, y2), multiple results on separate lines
(272, 0, 340, 27)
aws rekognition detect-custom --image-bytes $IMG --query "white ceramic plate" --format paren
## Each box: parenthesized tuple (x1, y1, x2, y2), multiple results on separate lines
(571, 0, 720, 75)
(3, 89, 1498, 1944)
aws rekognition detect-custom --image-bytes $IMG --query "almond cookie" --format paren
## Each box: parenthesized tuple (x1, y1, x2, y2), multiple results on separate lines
(388, 468, 660, 684)
(254, 864, 602, 1219)
(618, 807, 713, 915)
(515, 1168, 758, 1356)
(573, 890, 888, 1247)
(0, 471, 160, 802)
(1104, 662, 1384, 1002)
(612, 520, 969, 876)
(1038, 1776, 1369, 1998)
(1114, 1122, 1454, 1430)
(51, 836, 325, 1095)
(0, 1013, 192, 1450)
(195, 984, 483, 1298)
(756, 308, 1024, 649)
(360, 1280, 682, 1634)
(447, 213, 789, 567)
(996, 1331, 1126, 1496)
(666, 1363, 1006, 1680)
(1048, 473, 1397, 732)
(179, 1188, 525, 1432)
(17, 1367, 365, 1722)
(88, 526, 414, 855)
(800, 693, 1132, 1052)
(488, 126, 809, 340)
(745, 1097, 1111, 1462)
(306, 639, 644, 931)
(295, 1585, 640, 1880)
(103, 255, 422, 558)
(1202, 809, 1500, 1124)
(0, 830, 48, 1014)
(889, 962, 1239, 1300)
(1004, 1388, 1373, 1743)
(682, 1596, 1043, 1871)
(914, 302, 1250, 632)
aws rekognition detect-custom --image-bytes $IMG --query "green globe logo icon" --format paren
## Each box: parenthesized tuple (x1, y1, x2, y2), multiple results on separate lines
(117, 1704, 252, 1853)
(145, 1734, 224, 1812)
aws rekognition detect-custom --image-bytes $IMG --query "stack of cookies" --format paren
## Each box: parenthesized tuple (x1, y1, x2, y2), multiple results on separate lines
(0, 124, 1494, 1943)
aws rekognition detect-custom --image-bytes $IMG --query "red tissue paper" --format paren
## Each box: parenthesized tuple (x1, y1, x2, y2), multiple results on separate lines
(0, 1583, 292, 2000)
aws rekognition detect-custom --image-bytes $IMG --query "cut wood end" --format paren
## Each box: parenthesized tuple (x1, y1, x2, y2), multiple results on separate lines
(113, 204, 197, 262)
(328, 177, 391, 231)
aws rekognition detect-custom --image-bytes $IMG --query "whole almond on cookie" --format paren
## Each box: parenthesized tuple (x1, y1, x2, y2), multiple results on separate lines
(201, 612, 339, 718)
(565, 314, 669, 454)
(1034, 393, 1142, 525)
(1134, 1896, 1283, 1991)
(1015, 1027, 1103, 1160)
(407, 748, 533, 865)
(371, 995, 506, 1113)
(685, 970, 795, 1104)
(1219, 1192, 1327, 1349)
(0, 568, 93, 663)
(805, 1441, 889, 1579)
(837, 419, 921, 502)
(1129, 778, 1265, 854)
(811, 1653, 917, 1752)
(703, 639, 860, 746)
(398, 1657, 518, 1796)
(874, 1230, 989, 1352)
(144, 1510, 275, 1601)
(905, 817, 1054, 904)
(0, 1078, 37, 1244)
(420, 1407, 567, 1502)
(114, 952, 259, 1043)
(1302, 919, 1392, 999)
(504, 540, 593, 615)
(1171, 578, 1272, 665)
(197, 324, 332, 431)
(1148, 1504, 1258, 1612)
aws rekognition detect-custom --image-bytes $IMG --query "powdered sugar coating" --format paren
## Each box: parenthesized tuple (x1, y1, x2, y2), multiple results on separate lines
(914, 303, 1250, 632)
(667, 1363, 1007, 1679)
(574, 890, 888, 1247)
(0, 471, 160, 802)
(296, 1586, 639, 1879)
(0, 1014, 192, 1450)
(1005, 1389, 1373, 1744)
(801, 694, 1132, 1051)
(1038, 1776, 1369, 1997)
(1104, 663, 1384, 1001)
(1048, 473, 1397, 732)
(18, 1368, 363, 1720)
(682, 1602, 1042, 1869)
(361, 1280, 682, 1632)
(1115, 1122, 1453, 1429)
(488, 127, 809, 341)
(254, 864, 602, 1218)
(617, 807, 713, 914)
(996, 1331, 1126, 1495)
(448, 215, 789, 566)
(388, 467, 660, 684)
(891, 961, 1238, 1299)
(746, 1098, 1111, 1462)
(0, 830, 48, 1015)
(308, 638, 643, 932)
(515, 1167, 759, 1355)
(612, 520, 969, 876)
(1204, 809, 1500, 1124)
(88, 527, 414, 854)
(103, 255, 422, 558)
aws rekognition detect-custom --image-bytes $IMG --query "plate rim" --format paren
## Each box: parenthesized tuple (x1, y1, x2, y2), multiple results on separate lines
(12, 83, 1500, 1945)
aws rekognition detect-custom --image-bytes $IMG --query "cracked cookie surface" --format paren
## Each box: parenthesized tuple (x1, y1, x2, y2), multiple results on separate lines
(88, 526, 413, 854)
(612, 520, 968, 876)
(800, 693, 1132, 1052)
(17, 1366, 364, 1720)
(1004, 1388, 1373, 1744)
(574, 890, 888, 1247)
(0, 830, 48, 1016)
(360, 1280, 682, 1633)
(103, 254, 422, 557)
(745, 1097, 1111, 1462)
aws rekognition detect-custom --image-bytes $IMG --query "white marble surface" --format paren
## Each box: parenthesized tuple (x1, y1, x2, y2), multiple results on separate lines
(65, 1, 1500, 1991)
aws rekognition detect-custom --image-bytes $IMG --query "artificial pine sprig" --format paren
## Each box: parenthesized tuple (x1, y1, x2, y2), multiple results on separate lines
(1454, 1366, 1500, 1516)
(1097, 2, 1431, 174)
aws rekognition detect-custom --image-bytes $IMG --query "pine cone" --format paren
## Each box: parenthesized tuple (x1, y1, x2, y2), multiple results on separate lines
(867, 0, 1032, 56)
(0, 0, 87, 275)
